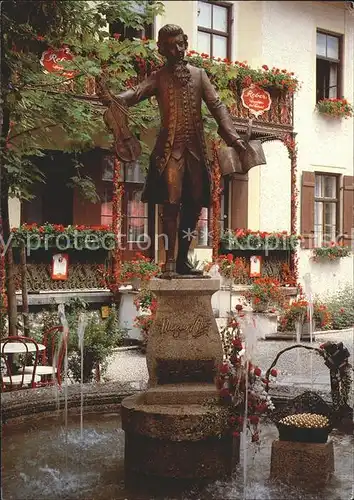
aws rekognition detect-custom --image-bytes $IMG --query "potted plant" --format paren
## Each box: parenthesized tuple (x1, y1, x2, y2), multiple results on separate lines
(117, 252, 160, 290)
(204, 254, 249, 286)
(134, 288, 157, 352)
(243, 277, 284, 312)
(278, 298, 331, 335)
(315, 98, 353, 119)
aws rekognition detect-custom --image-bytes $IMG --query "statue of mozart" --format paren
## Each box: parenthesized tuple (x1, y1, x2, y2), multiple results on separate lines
(98, 24, 246, 277)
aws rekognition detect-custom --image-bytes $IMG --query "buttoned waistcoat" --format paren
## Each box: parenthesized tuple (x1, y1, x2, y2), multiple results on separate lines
(117, 64, 240, 206)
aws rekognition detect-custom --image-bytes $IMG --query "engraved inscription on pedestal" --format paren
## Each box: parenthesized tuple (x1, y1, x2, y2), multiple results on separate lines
(155, 315, 211, 340)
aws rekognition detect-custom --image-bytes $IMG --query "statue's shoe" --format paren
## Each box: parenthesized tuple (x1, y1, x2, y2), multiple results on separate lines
(176, 260, 203, 276)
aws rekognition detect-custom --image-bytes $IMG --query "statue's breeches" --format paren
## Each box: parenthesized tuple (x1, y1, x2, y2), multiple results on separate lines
(142, 147, 211, 208)
(165, 150, 205, 206)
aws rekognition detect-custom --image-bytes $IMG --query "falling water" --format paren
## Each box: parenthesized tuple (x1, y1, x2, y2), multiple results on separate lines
(240, 312, 258, 500)
(303, 273, 314, 388)
(295, 320, 302, 376)
(77, 313, 87, 441)
(58, 304, 69, 467)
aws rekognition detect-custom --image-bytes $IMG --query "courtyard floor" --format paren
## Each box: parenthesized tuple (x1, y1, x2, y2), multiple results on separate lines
(105, 328, 353, 394)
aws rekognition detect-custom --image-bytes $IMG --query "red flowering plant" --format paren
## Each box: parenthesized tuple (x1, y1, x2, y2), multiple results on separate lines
(243, 277, 285, 312)
(278, 297, 332, 332)
(217, 315, 277, 443)
(184, 51, 300, 94)
(134, 287, 157, 350)
(221, 228, 301, 251)
(11, 223, 115, 250)
(316, 98, 353, 119)
(312, 242, 351, 261)
(117, 252, 160, 286)
(204, 253, 250, 284)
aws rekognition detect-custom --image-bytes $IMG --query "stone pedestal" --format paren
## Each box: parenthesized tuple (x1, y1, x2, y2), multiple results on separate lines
(121, 278, 235, 481)
(270, 439, 334, 488)
(146, 278, 223, 387)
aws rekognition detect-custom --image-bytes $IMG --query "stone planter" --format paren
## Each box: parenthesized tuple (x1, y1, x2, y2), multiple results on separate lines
(251, 299, 269, 313)
(118, 290, 142, 341)
(251, 312, 278, 339)
(298, 319, 316, 339)
(130, 277, 142, 291)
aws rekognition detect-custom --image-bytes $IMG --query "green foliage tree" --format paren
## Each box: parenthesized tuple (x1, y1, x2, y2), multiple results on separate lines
(0, 0, 164, 334)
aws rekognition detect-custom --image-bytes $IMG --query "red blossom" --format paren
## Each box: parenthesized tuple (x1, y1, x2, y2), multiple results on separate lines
(270, 368, 277, 377)
(249, 415, 260, 424)
(254, 367, 262, 377)
(220, 363, 230, 374)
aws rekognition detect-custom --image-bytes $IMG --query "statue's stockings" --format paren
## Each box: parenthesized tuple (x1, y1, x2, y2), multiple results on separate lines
(162, 202, 201, 272)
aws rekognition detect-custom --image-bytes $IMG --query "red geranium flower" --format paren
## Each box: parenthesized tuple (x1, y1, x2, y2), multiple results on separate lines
(249, 415, 260, 424)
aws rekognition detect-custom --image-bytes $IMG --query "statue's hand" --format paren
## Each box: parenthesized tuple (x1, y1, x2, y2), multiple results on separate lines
(96, 76, 112, 106)
(233, 138, 247, 152)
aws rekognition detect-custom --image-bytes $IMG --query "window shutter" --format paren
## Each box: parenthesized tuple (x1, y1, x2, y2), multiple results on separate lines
(342, 175, 354, 248)
(301, 171, 315, 249)
(230, 173, 248, 229)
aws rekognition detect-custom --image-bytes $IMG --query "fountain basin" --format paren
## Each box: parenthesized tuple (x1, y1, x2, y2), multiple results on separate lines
(2, 384, 353, 500)
(122, 384, 236, 479)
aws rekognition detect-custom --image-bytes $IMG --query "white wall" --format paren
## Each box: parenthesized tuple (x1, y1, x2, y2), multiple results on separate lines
(258, 140, 292, 233)
(8, 198, 21, 228)
(298, 251, 353, 297)
(257, 1, 354, 297)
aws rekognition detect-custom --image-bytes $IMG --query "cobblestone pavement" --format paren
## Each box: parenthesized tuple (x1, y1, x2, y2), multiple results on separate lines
(105, 329, 353, 392)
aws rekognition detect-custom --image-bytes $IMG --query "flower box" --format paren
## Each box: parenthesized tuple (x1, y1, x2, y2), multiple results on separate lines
(312, 243, 351, 261)
(315, 98, 353, 119)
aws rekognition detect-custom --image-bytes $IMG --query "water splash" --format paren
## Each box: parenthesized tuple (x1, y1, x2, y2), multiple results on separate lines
(239, 312, 258, 499)
(303, 273, 314, 389)
(77, 313, 88, 441)
(58, 303, 69, 468)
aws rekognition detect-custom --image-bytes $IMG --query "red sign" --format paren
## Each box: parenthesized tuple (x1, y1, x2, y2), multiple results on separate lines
(51, 253, 69, 281)
(241, 84, 272, 118)
(40, 47, 76, 79)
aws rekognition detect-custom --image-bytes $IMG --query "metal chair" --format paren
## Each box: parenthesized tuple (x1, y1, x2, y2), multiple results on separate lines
(1, 336, 40, 391)
(24, 326, 67, 386)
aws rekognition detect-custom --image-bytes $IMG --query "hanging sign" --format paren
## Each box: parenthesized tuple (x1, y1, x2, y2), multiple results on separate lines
(51, 253, 69, 280)
(241, 84, 272, 118)
(40, 47, 76, 78)
(250, 255, 262, 278)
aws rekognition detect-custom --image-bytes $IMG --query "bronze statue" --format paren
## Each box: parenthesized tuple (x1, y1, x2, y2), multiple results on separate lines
(98, 24, 246, 276)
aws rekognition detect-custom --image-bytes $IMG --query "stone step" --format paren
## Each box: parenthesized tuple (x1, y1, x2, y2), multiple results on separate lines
(141, 383, 219, 405)
(122, 392, 229, 441)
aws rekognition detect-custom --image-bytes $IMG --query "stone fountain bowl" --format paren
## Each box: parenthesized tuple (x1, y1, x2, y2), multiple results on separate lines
(277, 418, 332, 444)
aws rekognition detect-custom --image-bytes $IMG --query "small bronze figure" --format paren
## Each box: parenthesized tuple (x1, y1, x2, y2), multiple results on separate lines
(99, 24, 246, 276)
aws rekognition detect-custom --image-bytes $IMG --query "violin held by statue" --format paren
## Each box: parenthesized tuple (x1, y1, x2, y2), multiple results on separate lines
(96, 77, 142, 163)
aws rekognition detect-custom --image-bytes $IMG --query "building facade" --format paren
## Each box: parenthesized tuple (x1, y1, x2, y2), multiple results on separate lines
(9, 0, 354, 298)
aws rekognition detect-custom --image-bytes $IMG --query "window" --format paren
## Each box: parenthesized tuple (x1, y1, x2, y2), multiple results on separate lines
(197, 1, 231, 60)
(109, 1, 153, 40)
(125, 186, 149, 243)
(316, 31, 342, 101)
(314, 174, 338, 246)
(100, 157, 149, 244)
(101, 184, 113, 225)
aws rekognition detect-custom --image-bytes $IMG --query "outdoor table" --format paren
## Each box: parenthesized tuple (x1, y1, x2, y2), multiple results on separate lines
(1, 342, 46, 354)
(1, 342, 46, 387)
